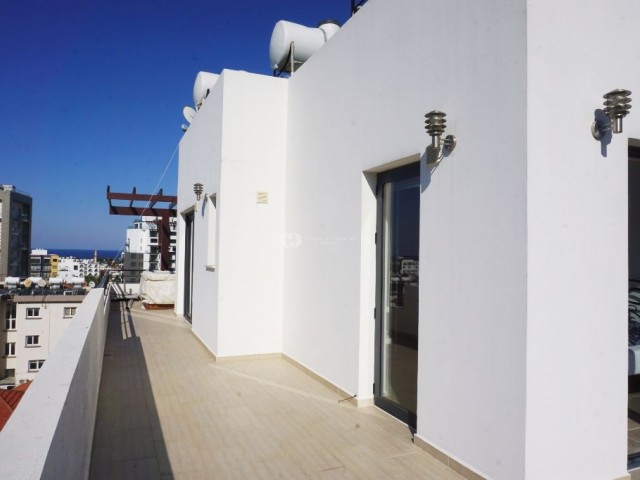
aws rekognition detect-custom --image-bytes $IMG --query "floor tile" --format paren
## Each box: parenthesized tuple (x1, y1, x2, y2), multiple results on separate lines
(89, 302, 466, 479)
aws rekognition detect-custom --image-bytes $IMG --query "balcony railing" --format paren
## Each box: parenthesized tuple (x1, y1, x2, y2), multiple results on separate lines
(0, 275, 111, 479)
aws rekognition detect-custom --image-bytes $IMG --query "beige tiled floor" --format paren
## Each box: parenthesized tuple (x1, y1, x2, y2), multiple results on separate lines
(89, 301, 465, 480)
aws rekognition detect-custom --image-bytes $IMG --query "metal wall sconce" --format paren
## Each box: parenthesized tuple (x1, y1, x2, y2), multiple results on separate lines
(193, 183, 204, 201)
(425, 110, 457, 165)
(592, 89, 632, 140)
(193, 183, 205, 211)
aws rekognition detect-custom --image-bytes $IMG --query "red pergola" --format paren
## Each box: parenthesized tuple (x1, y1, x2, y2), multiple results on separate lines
(106, 186, 177, 271)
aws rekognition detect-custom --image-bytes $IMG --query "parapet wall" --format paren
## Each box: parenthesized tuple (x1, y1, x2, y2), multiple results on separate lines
(0, 286, 111, 479)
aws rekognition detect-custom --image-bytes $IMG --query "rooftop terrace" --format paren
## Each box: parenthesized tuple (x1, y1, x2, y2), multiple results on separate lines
(89, 301, 467, 479)
(4, 285, 635, 479)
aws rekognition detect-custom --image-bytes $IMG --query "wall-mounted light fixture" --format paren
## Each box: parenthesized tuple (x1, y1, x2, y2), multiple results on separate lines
(425, 110, 457, 165)
(193, 183, 205, 212)
(193, 183, 204, 201)
(592, 89, 632, 140)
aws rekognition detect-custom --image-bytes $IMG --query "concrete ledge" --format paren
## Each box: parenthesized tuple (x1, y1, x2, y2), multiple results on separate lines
(413, 435, 486, 480)
(0, 287, 111, 480)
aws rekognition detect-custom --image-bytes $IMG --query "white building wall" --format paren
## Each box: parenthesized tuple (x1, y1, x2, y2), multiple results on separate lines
(215, 71, 286, 356)
(13, 300, 81, 383)
(177, 71, 286, 357)
(524, 1, 638, 479)
(174, 0, 638, 478)
(58, 257, 82, 279)
(177, 75, 224, 353)
(126, 226, 148, 254)
(284, 1, 527, 478)
(126, 224, 154, 271)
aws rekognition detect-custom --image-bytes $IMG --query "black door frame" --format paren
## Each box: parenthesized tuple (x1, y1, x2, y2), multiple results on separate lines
(183, 211, 195, 323)
(374, 162, 420, 430)
(629, 145, 640, 469)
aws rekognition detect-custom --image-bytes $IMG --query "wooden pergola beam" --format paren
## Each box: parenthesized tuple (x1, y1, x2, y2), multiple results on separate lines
(106, 186, 178, 271)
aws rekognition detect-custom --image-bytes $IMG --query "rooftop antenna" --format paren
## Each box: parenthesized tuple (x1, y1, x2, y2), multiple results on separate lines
(183, 106, 196, 123)
(181, 106, 197, 132)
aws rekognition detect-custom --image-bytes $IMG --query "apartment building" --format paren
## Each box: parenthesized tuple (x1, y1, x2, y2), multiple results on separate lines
(0, 185, 32, 282)
(0, 288, 86, 387)
(125, 216, 177, 272)
(57, 255, 107, 281)
(29, 249, 59, 279)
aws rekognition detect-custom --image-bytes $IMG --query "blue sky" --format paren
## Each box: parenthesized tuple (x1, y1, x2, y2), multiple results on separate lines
(0, 0, 349, 249)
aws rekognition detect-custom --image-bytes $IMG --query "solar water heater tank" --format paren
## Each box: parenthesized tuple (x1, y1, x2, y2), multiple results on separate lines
(193, 72, 220, 108)
(269, 19, 340, 71)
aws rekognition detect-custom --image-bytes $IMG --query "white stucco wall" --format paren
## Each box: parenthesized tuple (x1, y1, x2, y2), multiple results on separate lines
(177, 74, 224, 353)
(177, 70, 287, 357)
(284, 1, 527, 478)
(175, 0, 637, 478)
(215, 71, 287, 356)
(525, 2, 639, 479)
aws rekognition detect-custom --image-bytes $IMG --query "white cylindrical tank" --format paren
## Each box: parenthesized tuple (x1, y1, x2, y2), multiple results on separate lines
(269, 20, 340, 71)
(318, 20, 341, 40)
(49, 278, 62, 286)
(5, 277, 19, 286)
(193, 72, 220, 108)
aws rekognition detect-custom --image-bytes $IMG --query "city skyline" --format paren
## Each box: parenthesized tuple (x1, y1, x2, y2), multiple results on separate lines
(0, 0, 348, 249)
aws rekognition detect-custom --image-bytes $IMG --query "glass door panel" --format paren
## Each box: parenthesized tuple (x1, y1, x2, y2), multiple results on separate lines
(183, 212, 194, 323)
(375, 163, 420, 427)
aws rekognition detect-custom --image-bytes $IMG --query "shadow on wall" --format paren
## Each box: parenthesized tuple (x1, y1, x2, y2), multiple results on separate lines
(594, 108, 613, 157)
(421, 150, 432, 194)
(88, 304, 173, 479)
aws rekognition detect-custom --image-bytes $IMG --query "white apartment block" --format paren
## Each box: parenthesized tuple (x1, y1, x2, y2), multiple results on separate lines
(1, 292, 85, 387)
(57, 256, 107, 280)
(125, 216, 176, 272)
(174, 1, 640, 478)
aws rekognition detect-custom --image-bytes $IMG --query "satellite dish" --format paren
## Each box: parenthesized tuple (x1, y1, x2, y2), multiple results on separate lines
(89, 281, 96, 288)
(23, 278, 32, 288)
(183, 106, 196, 124)
(37, 279, 47, 288)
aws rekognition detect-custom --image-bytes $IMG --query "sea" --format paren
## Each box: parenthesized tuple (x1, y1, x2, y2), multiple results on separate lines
(46, 248, 122, 261)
